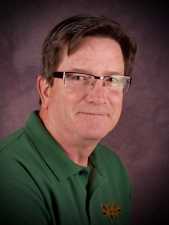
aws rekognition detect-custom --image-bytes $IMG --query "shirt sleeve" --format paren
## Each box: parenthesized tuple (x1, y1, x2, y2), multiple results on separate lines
(0, 157, 50, 225)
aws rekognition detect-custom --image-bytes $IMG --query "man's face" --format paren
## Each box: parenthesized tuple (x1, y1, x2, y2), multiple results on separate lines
(45, 37, 124, 142)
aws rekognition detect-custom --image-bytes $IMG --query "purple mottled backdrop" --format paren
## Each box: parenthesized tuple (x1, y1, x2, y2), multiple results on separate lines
(0, 1, 169, 225)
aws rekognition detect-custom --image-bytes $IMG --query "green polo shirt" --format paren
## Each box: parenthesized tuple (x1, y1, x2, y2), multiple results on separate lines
(0, 112, 132, 225)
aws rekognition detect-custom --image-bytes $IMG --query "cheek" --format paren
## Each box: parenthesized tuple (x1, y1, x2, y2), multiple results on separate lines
(58, 91, 81, 120)
(109, 92, 123, 109)
(108, 95, 123, 120)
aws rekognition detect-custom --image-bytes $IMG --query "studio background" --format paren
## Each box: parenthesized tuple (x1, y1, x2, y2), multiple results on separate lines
(0, 1, 169, 225)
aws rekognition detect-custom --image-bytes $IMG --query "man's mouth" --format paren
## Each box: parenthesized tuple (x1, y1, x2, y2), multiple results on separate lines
(78, 112, 108, 117)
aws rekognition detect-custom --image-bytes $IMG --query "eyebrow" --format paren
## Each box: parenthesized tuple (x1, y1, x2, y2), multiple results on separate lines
(68, 68, 123, 76)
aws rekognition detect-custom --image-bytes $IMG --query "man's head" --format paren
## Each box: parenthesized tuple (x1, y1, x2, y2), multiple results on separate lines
(37, 15, 137, 144)
(41, 15, 137, 84)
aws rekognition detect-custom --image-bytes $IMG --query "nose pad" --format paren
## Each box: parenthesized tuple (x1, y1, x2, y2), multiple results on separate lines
(90, 79, 97, 89)
(90, 78, 105, 89)
(86, 79, 107, 104)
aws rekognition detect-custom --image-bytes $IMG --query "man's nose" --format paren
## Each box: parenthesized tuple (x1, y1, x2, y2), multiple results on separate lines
(85, 80, 108, 104)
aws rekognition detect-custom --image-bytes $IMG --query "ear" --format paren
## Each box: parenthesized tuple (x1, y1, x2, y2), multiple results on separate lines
(36, 75, 52, 109)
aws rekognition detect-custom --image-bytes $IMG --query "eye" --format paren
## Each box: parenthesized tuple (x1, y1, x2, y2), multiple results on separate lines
(70, 74, 81, 80)
(105, 77, 114, 82)
(78, 75, 88, 80)
(105, 76, 118, 83)
(66, 73, 80, 80)
(104, 76, 125, 89)
(71, 74, 90, 81)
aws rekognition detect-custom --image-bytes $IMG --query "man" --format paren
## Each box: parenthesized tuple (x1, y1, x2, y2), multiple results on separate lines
(0, 15, 137, 225)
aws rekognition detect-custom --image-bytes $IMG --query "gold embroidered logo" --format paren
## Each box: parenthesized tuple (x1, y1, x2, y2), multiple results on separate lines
(101, 203, 121, 219)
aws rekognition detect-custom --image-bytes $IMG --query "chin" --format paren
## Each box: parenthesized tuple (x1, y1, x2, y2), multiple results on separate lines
(74, 115, 119, 140)
(77, 126, 112, 141)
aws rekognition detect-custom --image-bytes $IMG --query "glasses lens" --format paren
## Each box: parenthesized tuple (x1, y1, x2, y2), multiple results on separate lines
(65, 72, 91, 91)
(104, 76, 131, 93)
(64, 72, 131, 94)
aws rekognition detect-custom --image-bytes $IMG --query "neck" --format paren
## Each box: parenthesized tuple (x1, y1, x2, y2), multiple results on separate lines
(39, 110, 99, 167)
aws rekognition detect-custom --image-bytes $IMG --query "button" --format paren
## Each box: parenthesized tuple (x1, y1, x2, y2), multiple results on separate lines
(79, 168, 89, 176)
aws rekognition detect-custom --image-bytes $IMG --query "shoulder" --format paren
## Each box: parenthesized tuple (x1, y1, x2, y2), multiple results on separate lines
(0, 126, 34, 156)
(0, 128, 31, 172)
(0, 131, 50, 224)
(96, 143, 123, 166)
(0, 128, 44, 199)
(0, 128, 25, 153)
(95, 143, 130, 182)
(0, 127, 38, 175)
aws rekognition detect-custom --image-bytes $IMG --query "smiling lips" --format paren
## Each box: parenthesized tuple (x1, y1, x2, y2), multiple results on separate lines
(78, 112, 108, 117)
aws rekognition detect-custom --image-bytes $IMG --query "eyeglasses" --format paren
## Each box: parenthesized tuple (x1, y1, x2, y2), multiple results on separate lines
(51, 71, 132, 94)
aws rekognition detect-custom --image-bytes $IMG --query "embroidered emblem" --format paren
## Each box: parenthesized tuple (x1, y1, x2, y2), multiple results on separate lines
(101, 203, 121, 219)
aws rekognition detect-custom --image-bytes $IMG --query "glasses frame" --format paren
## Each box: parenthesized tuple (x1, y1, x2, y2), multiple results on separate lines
(51, 71, 132, 93)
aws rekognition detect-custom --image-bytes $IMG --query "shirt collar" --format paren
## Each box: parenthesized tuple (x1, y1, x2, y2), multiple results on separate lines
(24, 111, 106, 181)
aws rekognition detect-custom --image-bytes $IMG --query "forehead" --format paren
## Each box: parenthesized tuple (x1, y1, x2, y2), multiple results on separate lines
(57, 37, 124, 74)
